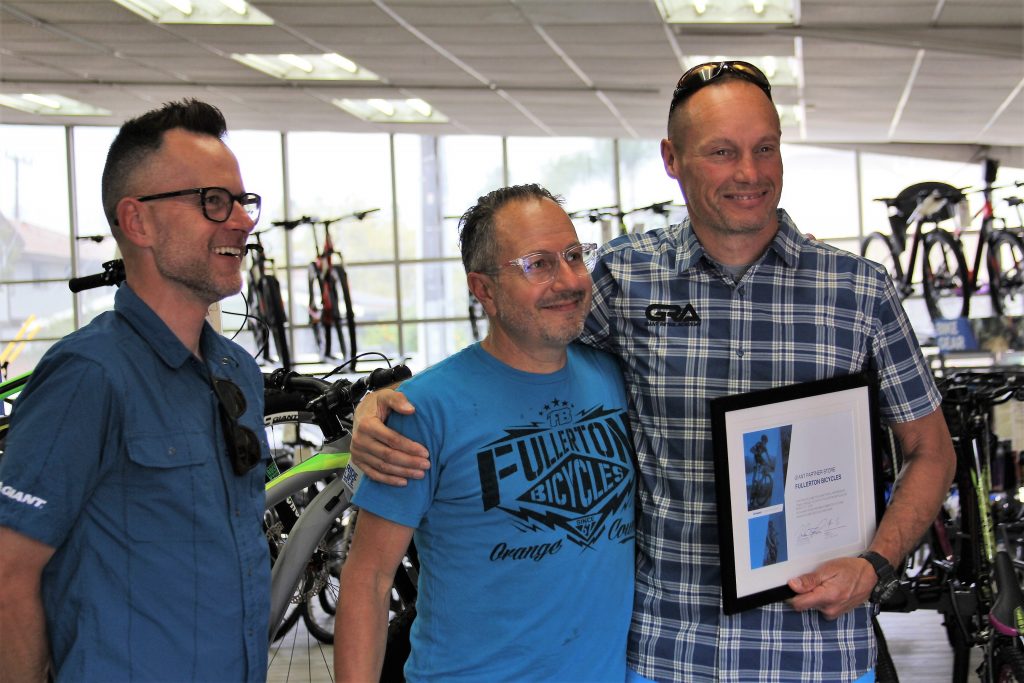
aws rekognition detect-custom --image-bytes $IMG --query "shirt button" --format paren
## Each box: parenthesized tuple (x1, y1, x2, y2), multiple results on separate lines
(168, 447, 176, 455)
(737, 348, 745, 357)
(235, 508, 241, 517)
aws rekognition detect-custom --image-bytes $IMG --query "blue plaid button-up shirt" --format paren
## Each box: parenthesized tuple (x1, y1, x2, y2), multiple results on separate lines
(580, 210, 940, 682)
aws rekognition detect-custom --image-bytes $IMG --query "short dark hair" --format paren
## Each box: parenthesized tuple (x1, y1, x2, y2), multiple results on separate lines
(458, 184, 563, 274)
(100, 99, 228, 228)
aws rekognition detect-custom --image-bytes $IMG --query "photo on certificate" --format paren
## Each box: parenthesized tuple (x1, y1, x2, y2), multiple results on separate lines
(711, 372, 885, 615)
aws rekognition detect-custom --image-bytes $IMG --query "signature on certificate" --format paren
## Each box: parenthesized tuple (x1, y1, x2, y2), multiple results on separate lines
(797, 517, 846, 543)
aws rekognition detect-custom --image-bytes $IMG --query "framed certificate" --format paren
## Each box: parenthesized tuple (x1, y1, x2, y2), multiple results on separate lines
(710, 372, 885, 615)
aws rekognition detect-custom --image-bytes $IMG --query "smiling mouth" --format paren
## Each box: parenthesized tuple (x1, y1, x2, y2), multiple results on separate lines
(213, 246, 244, 258)
(725, 189, 769, 201)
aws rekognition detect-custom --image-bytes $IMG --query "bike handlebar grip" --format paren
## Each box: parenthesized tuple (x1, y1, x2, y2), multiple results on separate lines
(69, 271, 114, 293)
(366, 364, 411, 391)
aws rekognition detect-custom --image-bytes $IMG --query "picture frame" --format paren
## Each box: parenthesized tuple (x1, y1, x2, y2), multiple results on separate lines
(710, 372, 885, 615)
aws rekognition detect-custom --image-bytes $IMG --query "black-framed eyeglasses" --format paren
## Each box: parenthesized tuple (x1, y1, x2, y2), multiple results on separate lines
(497, 242, 598, 285)
(137, 186, 262, 224)
(669, 60, 773, 112)
(211, 376, 262, 476)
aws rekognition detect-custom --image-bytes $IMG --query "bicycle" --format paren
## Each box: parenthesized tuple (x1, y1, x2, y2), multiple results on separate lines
(862, 167, 1024, 323)
(245, 230, 291, 370)
(262, 362, 417, 678)
(879, 370, 1024, 682)
(276, 210, 379, 369)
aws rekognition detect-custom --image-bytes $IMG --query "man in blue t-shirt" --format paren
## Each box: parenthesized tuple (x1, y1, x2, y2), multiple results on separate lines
(334, 184, 635, 682)
(0, 100, 270, 682)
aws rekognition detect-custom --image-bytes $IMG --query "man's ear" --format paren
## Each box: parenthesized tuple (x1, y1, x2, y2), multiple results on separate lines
(467, 271, 498, 318)
(660, 138, 680, 181)
(115, 197, 154, 248)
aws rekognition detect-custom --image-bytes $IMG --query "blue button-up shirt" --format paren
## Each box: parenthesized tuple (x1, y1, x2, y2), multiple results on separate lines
(0, 285, 270, 682)
(580, 211, 941, 682)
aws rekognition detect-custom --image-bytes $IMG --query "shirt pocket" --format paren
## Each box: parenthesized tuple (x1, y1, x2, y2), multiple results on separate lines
(124, 432, 218, 542)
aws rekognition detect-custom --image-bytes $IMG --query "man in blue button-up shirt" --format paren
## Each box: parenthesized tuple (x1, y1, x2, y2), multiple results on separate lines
(0, 99, 271, 682)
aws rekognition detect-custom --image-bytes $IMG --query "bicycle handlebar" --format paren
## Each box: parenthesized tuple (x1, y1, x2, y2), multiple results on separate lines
(270, 215, 315, 231)
(318, 208, 381, 227)
(68, 259, 126, 292)
(264, 364, 412, 442)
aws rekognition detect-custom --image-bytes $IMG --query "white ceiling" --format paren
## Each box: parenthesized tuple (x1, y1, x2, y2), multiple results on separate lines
(1, 0, 1022, 153)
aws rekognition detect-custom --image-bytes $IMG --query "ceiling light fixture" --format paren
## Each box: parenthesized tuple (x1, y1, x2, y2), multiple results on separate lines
(232, 53, 378, 81)
(332, 98, 449, 124)
(0, 94, 111, 116)
(657, 0, 796, 24)
(278, 54, 314, 73)
(111, 0, 273, 24)
(682, 55, 799, 88)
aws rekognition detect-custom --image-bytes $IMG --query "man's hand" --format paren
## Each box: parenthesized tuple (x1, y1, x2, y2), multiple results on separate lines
(350, 388, 430, 486)
(787, 556, 877, 620)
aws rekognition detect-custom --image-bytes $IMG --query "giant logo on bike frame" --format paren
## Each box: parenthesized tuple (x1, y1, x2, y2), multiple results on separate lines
(476, 400, 633, 549)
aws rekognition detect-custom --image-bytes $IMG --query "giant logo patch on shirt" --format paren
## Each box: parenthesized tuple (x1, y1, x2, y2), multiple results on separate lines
(476, 401, 633, 549)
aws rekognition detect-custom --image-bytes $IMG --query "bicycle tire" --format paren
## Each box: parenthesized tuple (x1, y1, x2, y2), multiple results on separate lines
(861, 232, 906, 297)
(332, 264, 358, 370)
(921, 229, 970, 321)
(992, 638, 1024, 682)
(246, 280, 272, 362)
(263, 275, 292, 371)
(988, 231, 1024, 317)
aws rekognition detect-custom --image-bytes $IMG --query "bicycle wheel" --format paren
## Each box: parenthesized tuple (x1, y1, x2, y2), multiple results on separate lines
(300, 510, 355, 644)
(263, 275, 292, 371)
(992, 638, 1024, 682)
(921, 229, 970, 321)
(332, 264, 358, 369)
(861, 232, 906, 297)
(246, 280, 272, 363)
(307, 263, 330, 360)
(988, 231, 1024, 317)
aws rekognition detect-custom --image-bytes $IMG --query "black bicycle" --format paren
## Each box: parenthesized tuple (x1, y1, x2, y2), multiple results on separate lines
(245, 230, 291, 370)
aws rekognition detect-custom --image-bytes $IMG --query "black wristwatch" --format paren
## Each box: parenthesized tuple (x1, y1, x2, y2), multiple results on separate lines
(859, 551, 899, 606)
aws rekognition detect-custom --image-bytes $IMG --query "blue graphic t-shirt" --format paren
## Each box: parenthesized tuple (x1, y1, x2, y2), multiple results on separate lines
(354, 342, 636, 682)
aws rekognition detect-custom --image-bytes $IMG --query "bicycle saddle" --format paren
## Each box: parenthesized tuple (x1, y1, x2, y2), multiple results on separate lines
(888, 181, 965, 224)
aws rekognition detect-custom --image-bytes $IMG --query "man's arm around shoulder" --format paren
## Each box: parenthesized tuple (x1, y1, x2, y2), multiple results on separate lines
(0, 526, 55, 683)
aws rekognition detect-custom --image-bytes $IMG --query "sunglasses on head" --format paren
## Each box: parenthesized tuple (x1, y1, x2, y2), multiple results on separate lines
(669, 60, 773, 112)
(211, 376, 262, 476)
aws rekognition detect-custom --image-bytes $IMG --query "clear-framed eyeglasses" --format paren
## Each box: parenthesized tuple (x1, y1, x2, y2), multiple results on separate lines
(499, 242, 598, 285)
(136, 186, 262, 224)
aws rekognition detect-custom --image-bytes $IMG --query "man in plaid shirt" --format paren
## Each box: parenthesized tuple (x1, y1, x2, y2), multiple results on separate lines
(351, 62, 956, 682)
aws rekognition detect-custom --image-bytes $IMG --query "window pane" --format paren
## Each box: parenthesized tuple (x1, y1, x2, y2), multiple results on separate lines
(399, 261, 470, 321)
(0, 281, 75, 346)
(507, 137, 615, 214)
(618, 137, 680, 211)
(226, 129, 285, 250)
(402, 321, 477, 372)
(439, 136, 504, 220)
(285, 132, 393, 264)
(72, 126, 117, 238)
(1, 125, 71, 282)
(395, 134, 453, 260)
(780, 144, 859, 240)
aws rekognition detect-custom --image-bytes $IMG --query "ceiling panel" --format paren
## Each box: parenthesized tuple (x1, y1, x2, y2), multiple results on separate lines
(0, 0, 1019, 149)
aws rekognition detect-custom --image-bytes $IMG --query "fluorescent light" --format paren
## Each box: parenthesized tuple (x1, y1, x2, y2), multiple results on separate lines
(21, 94, 62, 109)
(367, 99, 395, 116)
(0, 94, 111, 116)
(332, 98, 449, 124)
(232, 53, 378, 81)
(406, 98, 432, 117)
(323, 53, 358, 73)
(218, 0, 246, 15)
(111, 0, 273, 24)
(164, 0, 193, 15)
(278, 54, 314, 73)
(657, 0, 796, 24)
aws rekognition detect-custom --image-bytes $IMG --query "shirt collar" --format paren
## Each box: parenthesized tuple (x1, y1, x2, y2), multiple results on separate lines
(113, 284, 221, 370)
(675, 208, 802, 273)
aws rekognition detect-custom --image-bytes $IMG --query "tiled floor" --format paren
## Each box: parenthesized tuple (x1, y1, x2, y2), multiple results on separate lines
(266, 608, 970, 682)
